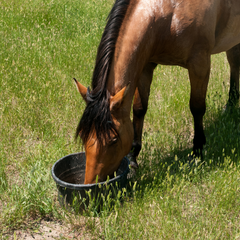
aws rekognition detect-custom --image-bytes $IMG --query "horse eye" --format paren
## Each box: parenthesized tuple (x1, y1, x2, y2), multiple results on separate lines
(110, 137, 118, 145)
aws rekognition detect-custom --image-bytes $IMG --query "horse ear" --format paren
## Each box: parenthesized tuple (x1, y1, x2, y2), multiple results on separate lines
(110, 83, 130, 112)
(73, 78, 88, 103)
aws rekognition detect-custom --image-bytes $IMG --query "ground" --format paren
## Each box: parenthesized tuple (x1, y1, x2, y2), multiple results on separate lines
(6, 220, 92, 240)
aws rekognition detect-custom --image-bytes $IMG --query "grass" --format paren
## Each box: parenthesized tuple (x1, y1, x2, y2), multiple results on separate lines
(1, 0, 240, 239)
(102, 160, 240, 239)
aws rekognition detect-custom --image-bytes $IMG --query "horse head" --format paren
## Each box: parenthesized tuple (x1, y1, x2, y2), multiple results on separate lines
(74, 78, 134, 184)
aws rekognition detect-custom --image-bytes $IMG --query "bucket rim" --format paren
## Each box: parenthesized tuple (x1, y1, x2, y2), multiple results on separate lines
(51, 152, 130, 190)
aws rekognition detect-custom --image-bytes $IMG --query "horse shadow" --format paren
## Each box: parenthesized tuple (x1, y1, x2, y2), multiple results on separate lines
(126, 106, 240, 195)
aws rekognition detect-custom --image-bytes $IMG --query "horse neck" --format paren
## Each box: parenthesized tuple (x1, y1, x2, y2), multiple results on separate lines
(106, 55, 138, 115)
(107, 8, 153, 114)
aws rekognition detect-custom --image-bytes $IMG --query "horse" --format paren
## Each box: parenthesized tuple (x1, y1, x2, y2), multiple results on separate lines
(74, 0, 240, 184)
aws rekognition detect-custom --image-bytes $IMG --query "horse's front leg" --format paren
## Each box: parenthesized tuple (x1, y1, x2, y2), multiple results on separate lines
(127, 87, 145, 169)
(226, 44, 240, 109)
(128, 63, 156, 168)
(188, 53, 211, 158)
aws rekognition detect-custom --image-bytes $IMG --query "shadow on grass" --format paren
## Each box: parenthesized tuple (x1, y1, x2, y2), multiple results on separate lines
(126, 106, 240, 197)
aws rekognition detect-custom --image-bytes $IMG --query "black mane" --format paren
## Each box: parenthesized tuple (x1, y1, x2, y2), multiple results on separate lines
(76, 0, 130, 144)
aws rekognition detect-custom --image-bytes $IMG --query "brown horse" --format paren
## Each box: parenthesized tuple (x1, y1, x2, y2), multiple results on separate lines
(74, 0, 240, 184)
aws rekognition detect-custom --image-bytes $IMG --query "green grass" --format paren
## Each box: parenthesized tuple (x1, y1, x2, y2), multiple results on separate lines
(101, 160, 240, 239)
(1, 0, 240, 238)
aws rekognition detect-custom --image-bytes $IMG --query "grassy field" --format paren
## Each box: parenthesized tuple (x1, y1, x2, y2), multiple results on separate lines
(1, 0, 240, 239)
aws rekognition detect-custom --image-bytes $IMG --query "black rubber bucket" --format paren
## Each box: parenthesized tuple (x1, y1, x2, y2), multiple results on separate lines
(51, 152, 130, 211)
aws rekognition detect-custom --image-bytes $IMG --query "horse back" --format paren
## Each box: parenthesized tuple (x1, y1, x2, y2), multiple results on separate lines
(120, 0, 240, 66)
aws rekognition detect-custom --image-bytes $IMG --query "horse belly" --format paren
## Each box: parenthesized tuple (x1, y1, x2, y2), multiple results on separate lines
(212, 30, 240, 54)
(212, 37, 240, 54)
(212, 15, 240, 54)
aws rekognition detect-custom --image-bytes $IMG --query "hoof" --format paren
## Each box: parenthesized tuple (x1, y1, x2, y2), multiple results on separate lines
(188, 153, 194, 161)
(127, 152, 139, 169)
(188, 150, 203, 161)
(223, 104, 229, 113)
(130, 161, 139, 169)
(223, 104, 236, 114)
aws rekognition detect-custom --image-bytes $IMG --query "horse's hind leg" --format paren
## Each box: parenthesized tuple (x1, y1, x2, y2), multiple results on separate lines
(128, 63, 157, 168)
(226, 44, 240, 108)
(188, 52, 211, 157)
